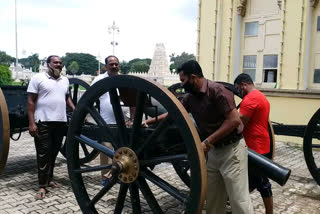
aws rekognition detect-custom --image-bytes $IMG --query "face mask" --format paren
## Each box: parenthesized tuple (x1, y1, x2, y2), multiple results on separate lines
(236, 85, 244, 98)
(183, 80, 195, 94)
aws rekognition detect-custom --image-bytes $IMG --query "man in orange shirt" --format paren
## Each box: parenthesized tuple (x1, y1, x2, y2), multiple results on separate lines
(234, 73, 273, 214)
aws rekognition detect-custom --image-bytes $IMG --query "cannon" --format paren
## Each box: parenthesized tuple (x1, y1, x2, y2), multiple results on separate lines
(0, 78, 97, 174)
(66, 75, 291, 213)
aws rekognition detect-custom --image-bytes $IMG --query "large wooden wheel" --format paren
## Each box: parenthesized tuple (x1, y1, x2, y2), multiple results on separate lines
(0, 88, 10, 174)
(66, 75, 206, 213)
(303, 108, 320, 185)
(60, 78, 100, 164)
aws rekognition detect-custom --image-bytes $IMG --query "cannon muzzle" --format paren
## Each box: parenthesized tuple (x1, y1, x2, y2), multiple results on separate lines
(248, 149, 291, 186)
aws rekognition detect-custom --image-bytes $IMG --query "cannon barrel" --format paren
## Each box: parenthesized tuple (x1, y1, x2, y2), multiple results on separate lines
(248, 148, 291, 186)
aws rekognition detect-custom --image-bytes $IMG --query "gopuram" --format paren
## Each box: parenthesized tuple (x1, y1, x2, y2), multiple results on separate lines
(130, 43, 179, 86)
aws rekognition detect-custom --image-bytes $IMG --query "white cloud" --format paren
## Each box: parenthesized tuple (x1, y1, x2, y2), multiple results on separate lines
(0, 0, 198, 62)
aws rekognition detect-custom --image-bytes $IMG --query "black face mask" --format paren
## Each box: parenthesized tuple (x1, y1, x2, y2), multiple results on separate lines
(183, 80, 195, 94)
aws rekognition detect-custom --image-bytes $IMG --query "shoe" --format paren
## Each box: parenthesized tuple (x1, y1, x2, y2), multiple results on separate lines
(102, 178, 121, 186)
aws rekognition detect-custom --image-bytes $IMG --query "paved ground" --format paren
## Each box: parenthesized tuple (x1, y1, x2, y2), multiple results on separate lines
(0, 132, 320, 214)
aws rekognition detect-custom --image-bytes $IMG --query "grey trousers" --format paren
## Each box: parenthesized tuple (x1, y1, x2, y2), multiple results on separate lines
(206, 140, 254, 214)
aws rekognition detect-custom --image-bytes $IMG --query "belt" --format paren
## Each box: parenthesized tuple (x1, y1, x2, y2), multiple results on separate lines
(213, 137, 240, 149)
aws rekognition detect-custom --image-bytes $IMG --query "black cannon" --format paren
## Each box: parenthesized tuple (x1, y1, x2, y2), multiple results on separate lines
(66, 75, 291, 213)
(0, 78, 96, 174)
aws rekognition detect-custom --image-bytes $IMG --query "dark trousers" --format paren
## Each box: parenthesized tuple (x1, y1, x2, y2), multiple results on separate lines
(34, 121, 66, 188)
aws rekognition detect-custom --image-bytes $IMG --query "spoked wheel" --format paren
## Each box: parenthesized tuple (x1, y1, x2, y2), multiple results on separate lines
(66, 75, 206, 213)
(0, 88, 10, 174)
(303, 108, 320, 185)
(60, 78, 99, 164)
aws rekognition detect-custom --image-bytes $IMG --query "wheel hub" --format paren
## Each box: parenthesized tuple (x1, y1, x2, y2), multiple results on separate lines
(113, 147, 139, 183)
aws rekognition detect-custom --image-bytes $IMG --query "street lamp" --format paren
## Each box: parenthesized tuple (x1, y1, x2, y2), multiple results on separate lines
(108, 21, 120, 55)
(15, 0, 19, 66)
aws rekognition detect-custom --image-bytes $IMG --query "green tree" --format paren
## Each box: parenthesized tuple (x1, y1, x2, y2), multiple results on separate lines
(62, 53, 99, 75)
(68, 61, 79, 75)
(0, 51, 15, 66)
(119, 61, 130, 74)
(130, 61, 150, 73)
(0, 65, 12, 85)
(20, 54, 40, 72)
(127, 58, 151, 73)
(169, 52, 196, 73)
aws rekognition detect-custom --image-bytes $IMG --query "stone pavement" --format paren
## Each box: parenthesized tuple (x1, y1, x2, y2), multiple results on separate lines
(0, 132, 320, 214)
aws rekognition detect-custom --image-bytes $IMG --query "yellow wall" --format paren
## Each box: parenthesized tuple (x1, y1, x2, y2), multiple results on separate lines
(198, 0, 320, 143)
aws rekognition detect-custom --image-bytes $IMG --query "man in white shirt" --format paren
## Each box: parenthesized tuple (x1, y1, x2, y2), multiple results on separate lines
(91, 56, 131, 186)
(27, 55, 75, 199)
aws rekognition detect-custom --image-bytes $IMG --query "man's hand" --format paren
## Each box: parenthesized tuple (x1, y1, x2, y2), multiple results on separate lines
(201, 141, 211, 153)
(29, 123, 38, 137)
(141, 120, 149, 128)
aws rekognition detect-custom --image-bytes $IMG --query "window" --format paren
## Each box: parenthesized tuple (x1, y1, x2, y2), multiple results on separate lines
(263, 55, 278, 82)
(314, 69, 320, 83)
(245, 22, 259, 36)
(243, 55, 256, 81)
(317, 16, 320, 32)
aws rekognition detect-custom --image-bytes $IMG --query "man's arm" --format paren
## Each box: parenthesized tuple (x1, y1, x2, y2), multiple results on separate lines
(239, 113, 251, 127)
(202, 108, 242, 152)
(66, 95, 75, 111)
(27, 93, 38, 137)
(144, 112, 168, 126)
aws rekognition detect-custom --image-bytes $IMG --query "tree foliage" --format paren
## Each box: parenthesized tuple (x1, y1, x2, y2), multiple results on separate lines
(62, 53, 99, 75)
(0, 51, 15, 66)
(0, 65, 12, 85)
(120, 58, 151, 74)
(169, 52, 196, 73)
(68, 61, 80, 75)
(20, 54, 40, 72)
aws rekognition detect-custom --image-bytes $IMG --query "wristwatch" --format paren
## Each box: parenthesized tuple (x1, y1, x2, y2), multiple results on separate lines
(204, 139, 211, 148)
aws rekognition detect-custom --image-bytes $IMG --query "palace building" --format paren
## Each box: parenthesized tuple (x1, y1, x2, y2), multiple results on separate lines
(197, 0, 320, 142)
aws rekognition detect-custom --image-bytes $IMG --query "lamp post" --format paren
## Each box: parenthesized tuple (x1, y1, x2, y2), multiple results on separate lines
(15, 0, 18, 66)
(108, 21, 119, 55)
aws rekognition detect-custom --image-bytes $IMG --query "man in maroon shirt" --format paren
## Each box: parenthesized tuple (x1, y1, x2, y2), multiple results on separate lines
(234, 73, 273, 214)
(146, 60, 253, 214)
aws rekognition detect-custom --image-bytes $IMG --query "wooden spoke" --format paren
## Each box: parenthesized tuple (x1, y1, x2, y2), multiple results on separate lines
(75, 135, 114, 158)
(130, 92, 147, 148)
(88, 177, 117, 207)
(74, 164, 112, 174)
(110, 88, 128, 147)
(114, 184, 129, 214)
(72, 84, 79, 104)
(129, 183, 142, 214)
(140, 154, 187, 166)
(136, 117, 169, 155)
(141, 169, 186, 203)
(136, 177, 163, 214)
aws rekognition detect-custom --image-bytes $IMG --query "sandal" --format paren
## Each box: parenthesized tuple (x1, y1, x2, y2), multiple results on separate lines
(35, 188, 46, 200)
(48, 181, 61, 188)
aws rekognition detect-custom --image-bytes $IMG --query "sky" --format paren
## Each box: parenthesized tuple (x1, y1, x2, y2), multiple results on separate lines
(0, 0, 198, 63)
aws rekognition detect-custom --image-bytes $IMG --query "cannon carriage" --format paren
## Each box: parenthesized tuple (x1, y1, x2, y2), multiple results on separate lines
(65, 75, 291, 213)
